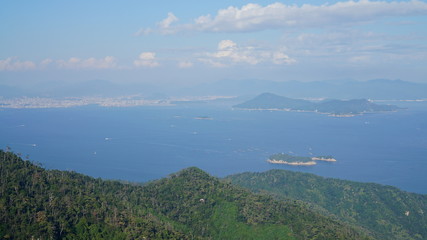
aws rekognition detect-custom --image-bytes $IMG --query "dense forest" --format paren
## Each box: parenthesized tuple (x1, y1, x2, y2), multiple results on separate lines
(0, 150, 371, 239)
(226, 169, 427, 240)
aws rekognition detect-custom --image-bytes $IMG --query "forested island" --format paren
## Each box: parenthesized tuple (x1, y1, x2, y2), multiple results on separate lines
(268, 153, 336, 166)
(234, 93, 401, 116)
(2, 150, 426, 239)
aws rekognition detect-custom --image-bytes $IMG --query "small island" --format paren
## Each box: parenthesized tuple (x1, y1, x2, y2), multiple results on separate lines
(267, 153, 336, 166)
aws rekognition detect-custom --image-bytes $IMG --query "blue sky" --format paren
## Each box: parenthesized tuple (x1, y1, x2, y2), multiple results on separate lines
(1, 0, 427, 89)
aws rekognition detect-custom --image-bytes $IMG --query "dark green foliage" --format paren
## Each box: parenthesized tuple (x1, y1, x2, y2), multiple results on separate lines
(226, 169, 427, 240)
(143, 167, 371, 239)
(0, 150, 189, 239)
(233, 92, 400, 115)
(0, 151, 371, 239)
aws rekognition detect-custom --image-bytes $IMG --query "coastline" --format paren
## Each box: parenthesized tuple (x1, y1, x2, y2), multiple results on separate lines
(267, 157, 337, 166)
(233, 107, 400, 118)
(267, 159, 317, 166)
(233, 107, 360, 117)
(311, 157, 337, 162)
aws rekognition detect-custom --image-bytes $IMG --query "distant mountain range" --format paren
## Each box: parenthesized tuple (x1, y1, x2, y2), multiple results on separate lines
(1, 79, 427, 100)
(233, 93, 401, 116)
(198, 79, 427, 100)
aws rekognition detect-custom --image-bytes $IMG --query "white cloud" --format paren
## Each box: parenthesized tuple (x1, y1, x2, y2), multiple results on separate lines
(134, 27, 153, 36)
(200, 40, 296, 67)
(40, 58, 53, 67)
(57, 56, 117, 69)
(276, 27, 427, 68)
(159, 12, 178, 29)
(0, 57, 36, 71)
(209, 40, 259, 65)
(178, 61, 193, 68)
(155, 12, 179, 34)
(198, 58, 227, 68)
(143, 1, 427, 33)
(272, 52, 297, 64)
(135, 12, 179, 35)
(134, 52, 160, 68)
(139, 52, 156, 60)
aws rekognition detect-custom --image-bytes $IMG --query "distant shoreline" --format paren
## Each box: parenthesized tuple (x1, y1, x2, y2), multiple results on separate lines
(267, 157, 337, 166)
(311, 157, 337, 162)
(267, 159, 317, 166)
(233, 107, 363, 117)
(0, 95, 234, 109)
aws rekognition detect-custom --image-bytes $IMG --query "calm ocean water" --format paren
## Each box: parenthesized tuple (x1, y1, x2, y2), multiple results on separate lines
(1, 102, 426, 193)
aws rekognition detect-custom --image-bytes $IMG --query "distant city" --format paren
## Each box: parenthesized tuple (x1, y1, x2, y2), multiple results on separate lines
(0, 95, 234, 109)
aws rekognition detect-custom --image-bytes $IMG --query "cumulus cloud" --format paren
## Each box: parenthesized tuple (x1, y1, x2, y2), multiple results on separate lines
(135, 12, 179, 35)
(272, 52, 297, 64)
(142, 1, 427, 33)
(197, 58, 227, 68)
(200, 40, 296, 67)
(57, 56, 117, 69)
(209, 40, 259, 65)
(0, 57, 36, 71)
(159, 13, 178, 29)
(134, 52, 160, 67)
(40, 58, 53, 67)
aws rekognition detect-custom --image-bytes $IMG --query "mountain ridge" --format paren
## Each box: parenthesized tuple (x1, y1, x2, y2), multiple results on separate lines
(0, 150, 371, 239)
(226, 169, 427, 240)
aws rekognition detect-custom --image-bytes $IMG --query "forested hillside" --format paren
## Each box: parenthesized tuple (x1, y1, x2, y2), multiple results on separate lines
(226, 169, 427, 240)
(0, 150, 371, 239)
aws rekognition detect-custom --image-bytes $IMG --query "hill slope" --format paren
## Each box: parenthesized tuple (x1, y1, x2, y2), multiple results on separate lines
(0, 150, 371, 239)
(226, 169, 427, 240)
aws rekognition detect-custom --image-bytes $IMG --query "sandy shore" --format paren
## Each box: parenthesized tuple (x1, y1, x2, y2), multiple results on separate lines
(268, 157, 337, 166)
(267, 159, 317, 166)
(311, 157, 337, 162)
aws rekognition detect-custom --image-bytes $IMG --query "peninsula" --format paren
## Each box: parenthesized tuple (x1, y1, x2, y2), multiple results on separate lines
(267, 153, 336, 166)
(234, 93, 401, 116)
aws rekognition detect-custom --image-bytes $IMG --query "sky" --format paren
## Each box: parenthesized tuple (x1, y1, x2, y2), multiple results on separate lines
(1, 0, 427, 91)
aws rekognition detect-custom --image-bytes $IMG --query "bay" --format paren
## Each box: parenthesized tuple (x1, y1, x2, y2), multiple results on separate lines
(0, 102, 426, 193)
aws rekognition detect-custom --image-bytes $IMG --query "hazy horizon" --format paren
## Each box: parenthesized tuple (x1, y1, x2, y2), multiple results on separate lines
(2, 0, 427, 97)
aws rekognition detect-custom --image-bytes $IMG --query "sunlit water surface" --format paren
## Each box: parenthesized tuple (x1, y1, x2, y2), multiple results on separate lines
(1, 101, 426, 193)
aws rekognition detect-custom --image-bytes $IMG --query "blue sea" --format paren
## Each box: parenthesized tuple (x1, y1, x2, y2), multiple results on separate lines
(1, 101, 426, 194)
